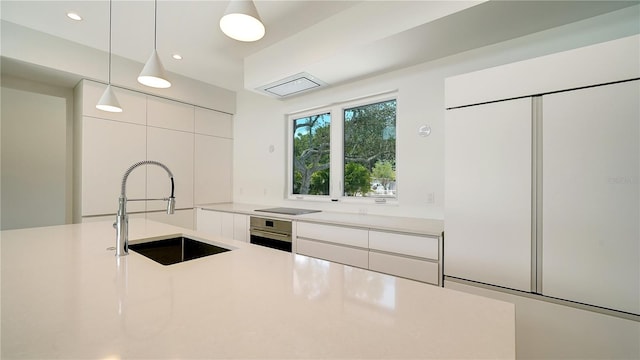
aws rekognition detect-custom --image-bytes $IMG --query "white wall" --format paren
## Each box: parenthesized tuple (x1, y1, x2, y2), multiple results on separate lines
(232, 5, 640, 219)
(1, 77, 73, 230)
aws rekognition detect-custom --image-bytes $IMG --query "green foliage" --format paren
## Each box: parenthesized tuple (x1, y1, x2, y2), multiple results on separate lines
(343, 100, 396, 196)
(309, 169, 329, 195)
(292, 114, 331, 195)
(344, 162, 371, 196)
(292, 99, 397, 197)
(343, 99, 396, 172)
(371, 160, 395, 190)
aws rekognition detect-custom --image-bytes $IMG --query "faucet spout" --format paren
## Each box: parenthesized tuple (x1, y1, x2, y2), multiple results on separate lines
(115, 160, 175, 257)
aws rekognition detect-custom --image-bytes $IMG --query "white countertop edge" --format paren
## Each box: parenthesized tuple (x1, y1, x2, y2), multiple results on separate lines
(196, 202, 444, 237)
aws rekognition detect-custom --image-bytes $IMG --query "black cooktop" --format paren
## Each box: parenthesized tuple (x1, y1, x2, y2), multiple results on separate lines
(254, 207, 321, 216)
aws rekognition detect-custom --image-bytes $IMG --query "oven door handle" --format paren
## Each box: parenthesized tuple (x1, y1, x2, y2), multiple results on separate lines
(250, 229, 292, 243)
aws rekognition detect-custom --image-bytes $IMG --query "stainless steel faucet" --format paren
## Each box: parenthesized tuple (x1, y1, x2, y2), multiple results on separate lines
(114, 160, 175, 256)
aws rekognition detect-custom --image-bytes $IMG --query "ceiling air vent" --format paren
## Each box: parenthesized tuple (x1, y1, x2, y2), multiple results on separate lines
(257, 72, 327, 98)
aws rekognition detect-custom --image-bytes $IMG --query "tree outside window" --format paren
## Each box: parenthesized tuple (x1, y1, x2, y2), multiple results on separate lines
(344, 99, 396, 197)
(289, 95, 397, 201)
(292, 113, 331, 195)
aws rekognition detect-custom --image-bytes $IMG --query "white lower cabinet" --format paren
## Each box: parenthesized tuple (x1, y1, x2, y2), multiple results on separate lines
(196, 208, 223, 236)
(296, 222, 369, 268)
(369, 230, 440, 285)
(296, 238, 369, 269)
(369, 231, 438, 260)
(220, 212, 234, 239)
(296, 221, 442, 285)
(232, 214, 248, 242)
(369, 251, 439, 285)
(146, 209, 195, 230)
(296, 222, 368, 248)
(196, 208, 248, 242)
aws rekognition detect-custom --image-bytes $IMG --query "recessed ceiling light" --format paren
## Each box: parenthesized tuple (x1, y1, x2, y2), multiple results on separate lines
(66, 12, 82, 21)
(172, 54, 183, 60)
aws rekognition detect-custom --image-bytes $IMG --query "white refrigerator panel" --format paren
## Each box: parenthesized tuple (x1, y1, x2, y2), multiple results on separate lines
(542, 80, 640, 315)
(445, 98, 533, 292)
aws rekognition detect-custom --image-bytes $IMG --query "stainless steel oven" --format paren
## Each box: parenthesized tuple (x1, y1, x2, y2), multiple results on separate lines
(249, 216, 292, 252)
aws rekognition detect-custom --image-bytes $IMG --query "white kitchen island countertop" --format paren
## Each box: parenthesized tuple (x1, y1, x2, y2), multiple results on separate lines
(1, 220, 513, 359)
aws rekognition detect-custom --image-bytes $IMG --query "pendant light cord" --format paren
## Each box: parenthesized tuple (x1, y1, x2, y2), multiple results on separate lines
(154, 0, 157, 50)
(108, 0, 113, 84)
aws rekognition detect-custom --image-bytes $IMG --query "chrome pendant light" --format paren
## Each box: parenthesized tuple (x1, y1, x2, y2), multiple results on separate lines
(96, 0, 122, 113)
(220, 0, 265, 42)
(138, 0, 171, 88)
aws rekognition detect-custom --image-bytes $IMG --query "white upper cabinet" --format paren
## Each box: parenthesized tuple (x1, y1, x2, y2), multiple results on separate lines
(445, 98, 533, 292)
(194, 134, 232, 204)
(80, 80, 146, 125)
(541, 80, 640, 315)
(445, 35, 639, 108)
(81, 116, 146, 216)
(146, 127, 194, 211)
(195, 107, 233, 138)
(147, 97, 194, 132)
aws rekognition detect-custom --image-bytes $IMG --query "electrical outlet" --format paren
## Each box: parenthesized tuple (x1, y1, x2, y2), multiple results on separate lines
(427, 192, 435, 204)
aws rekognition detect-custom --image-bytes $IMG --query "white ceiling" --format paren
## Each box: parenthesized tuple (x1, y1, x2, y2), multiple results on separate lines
(1, 0, 638, 96)
(1, 0, 359, 91)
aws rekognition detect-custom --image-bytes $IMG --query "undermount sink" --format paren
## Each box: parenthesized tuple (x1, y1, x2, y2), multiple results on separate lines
(129, 236, 231, 265)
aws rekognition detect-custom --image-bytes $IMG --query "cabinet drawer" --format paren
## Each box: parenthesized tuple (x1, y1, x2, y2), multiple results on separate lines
(369, 251, 439, 285)
(369, 231, 438, 260)
(297, 239, 368, 269)
(297, 222, 368, 248)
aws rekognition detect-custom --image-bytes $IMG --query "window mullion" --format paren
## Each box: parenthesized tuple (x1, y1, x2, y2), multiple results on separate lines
(330, 107, 343, 199)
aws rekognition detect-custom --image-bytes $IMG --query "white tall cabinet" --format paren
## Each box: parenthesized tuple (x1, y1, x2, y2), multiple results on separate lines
(541, 81, 639, 315)
(444, 35, 640, 316)
(194, 107, 233, 204)
(445, 98, 533, 292)
(74, 80, 233, 229)
(78, 83, 147, 216)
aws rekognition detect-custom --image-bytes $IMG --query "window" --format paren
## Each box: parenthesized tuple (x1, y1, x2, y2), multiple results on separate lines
(292, 113, 331, 196)
(289, 94, 397, 202)
(343, 99, 396, 197)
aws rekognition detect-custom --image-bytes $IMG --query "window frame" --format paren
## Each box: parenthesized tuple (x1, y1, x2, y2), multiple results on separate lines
(287, 92, 399, 203)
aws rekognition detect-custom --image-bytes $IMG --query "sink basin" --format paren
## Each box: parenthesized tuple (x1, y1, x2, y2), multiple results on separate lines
(129, 236, 230, 265)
